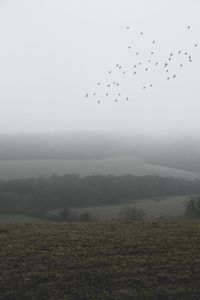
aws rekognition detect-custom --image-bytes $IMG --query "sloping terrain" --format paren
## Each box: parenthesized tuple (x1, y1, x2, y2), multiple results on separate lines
(0, 156, 199, 180)
(1, 221, 200, 300)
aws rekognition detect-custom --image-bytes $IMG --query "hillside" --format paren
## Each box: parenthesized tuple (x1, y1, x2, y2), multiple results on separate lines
(1, 221, 200, 300)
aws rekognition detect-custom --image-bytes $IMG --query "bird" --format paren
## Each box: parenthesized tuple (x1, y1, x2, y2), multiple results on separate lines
(126, 97, 129, 101)
(87, 25, 197, 105)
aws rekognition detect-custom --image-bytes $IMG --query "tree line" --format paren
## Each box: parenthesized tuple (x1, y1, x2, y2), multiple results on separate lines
(0, 174, 200, 218)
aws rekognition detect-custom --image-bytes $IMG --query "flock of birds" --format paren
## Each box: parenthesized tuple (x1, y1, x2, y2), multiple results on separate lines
(85, 26, 198, 104)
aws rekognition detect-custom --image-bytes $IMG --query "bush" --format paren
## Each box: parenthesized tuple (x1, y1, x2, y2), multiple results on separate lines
(118, 206, 146, 221)
(78, 211, 91, 222)
(184, 196, 200, 219)
(60, 208, 76, 221)
(44, 208, 76, 222)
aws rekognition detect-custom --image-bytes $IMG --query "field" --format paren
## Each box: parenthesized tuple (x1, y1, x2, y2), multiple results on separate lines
(0, 214, 46, 223)
(74, 194, 192, 220)
(1, 221, 200, 300)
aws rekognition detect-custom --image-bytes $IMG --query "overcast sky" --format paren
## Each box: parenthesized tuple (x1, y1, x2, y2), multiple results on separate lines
(0, 0, 199, 135)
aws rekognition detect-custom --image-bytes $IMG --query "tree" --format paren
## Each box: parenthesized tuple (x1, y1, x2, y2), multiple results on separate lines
(184, 196, 200, 219)
(118, 206, 146, 221)
(60, 208, 75, 221)
(79, 211, 91, 222)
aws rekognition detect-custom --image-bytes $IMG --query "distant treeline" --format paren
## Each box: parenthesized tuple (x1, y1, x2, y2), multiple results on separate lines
(0, 174, 200, 217)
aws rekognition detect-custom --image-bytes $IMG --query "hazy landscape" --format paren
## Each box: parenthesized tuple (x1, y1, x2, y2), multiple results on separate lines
(1, 0, 200, 299)
(0, 132, 200, 180)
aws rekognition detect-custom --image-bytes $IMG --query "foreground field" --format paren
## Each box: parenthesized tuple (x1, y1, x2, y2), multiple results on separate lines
(1, 221, 200, 300)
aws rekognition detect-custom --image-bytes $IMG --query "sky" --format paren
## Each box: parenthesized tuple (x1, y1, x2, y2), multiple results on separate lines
(0, 0, 199, 135)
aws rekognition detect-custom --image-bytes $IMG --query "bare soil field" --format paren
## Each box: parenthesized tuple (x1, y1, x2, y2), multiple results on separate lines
(1, 221, 200, 300)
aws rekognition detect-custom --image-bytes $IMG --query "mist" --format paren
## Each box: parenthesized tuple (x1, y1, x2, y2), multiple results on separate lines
(0, 0, 199, 135)
(0, 131, 199, 180)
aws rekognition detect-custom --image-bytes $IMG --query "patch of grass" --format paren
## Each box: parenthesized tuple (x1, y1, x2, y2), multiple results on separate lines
(1, 221, 200, 299)
(0, 214, 46, 223)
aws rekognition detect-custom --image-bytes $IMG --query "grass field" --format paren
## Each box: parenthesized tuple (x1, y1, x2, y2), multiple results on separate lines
(73, 194, 192, 220)
(0, 214, 46, 223)
(1, 221, 200, 299)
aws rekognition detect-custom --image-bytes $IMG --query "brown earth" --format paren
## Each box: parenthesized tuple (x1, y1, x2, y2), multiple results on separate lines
(1, 221, 200, 300)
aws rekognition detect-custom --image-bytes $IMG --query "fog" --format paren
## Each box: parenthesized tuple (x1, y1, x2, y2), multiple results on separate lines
(0, 1, 199, 179)
(0, 131, 199, 179)
(0, 0, 199, 135)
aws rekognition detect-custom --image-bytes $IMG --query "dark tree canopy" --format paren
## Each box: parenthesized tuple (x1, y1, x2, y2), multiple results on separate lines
(0, 174, 199, 218)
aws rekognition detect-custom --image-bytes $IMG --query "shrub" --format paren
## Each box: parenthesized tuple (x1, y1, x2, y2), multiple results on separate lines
(78, 211, 91, 222)
(184, 196, 200, 219)
(60, 208, 76, 221)
(118, 206, 146, 221)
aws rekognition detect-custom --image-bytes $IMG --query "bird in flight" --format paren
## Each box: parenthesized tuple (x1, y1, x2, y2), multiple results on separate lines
(86, 24, 197, 104)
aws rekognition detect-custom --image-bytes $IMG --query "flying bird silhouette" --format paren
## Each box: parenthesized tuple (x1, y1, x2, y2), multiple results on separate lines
(86, 24, 197, 104)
